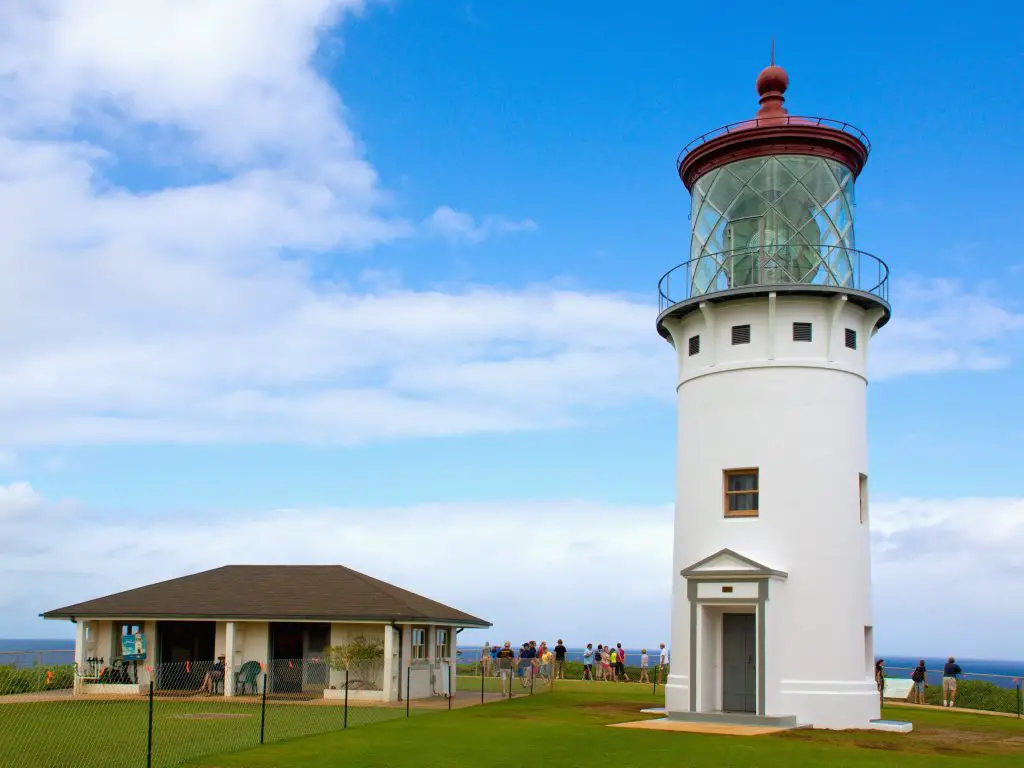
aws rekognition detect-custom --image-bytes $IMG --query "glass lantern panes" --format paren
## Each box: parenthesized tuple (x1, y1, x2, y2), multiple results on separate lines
(689, 156, 857, 297)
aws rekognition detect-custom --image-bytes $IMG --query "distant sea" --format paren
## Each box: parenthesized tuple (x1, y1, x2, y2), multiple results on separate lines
(0, 638, 75, 668)
(4, 639, 1022, 689)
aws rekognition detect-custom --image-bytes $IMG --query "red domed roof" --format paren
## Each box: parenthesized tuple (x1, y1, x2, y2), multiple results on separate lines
(675, 52, 870, 190)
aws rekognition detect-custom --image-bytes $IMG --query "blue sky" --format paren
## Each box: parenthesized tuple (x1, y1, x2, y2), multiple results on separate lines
(0, 1, 1022, 658)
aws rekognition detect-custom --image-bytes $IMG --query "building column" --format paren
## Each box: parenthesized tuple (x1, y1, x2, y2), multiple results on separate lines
(74, 620, 86, 694)
(225, 622, 236, 696)
(382, 625, 395, 701)
(74, 620, 86, 668)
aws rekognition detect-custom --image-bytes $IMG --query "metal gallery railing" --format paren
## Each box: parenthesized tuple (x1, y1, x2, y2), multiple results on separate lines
(677, 115, 871, 171)
(657, 244, 890, 313)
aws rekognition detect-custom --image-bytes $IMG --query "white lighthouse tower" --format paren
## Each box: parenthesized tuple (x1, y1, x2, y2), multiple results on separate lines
(658, 59, 890, 729)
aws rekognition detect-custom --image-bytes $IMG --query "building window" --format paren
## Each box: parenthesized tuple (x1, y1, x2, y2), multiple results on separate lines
(723, 469, 759, 517)
(792, 322, 812, 342)
(731, 325, 751, 345)
(688, 334, 700, 356)
(859, 473, 869, 524)
(411, 627, 427, 660)
(435, 628, 450, 660)
(845, 328, 857, 349)
(864, 626, 874, 677)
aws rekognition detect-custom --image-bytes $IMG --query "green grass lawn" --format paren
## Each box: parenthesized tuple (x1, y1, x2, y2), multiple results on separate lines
(4, 682, 1023, 767)
(0, 697, 406, 768)
(181, 682, 1024, 768)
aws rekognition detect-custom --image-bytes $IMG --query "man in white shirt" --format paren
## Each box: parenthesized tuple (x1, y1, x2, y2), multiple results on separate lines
(658, 643, 669, 683)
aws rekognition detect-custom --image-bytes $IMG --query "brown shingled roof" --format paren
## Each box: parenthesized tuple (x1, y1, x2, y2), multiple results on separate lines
(41, 565, 490, 627)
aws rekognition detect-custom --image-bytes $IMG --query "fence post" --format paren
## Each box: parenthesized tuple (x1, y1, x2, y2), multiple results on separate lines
(146, 680, 154, 768)
(448, 664, 453, 711)
(481, 663, 485, 705)
(343, 669, 349, 729)
(260, 673, 267, 744)
(1017, 679, 1021, 719)
(406, 667, 411, 718)
(530, 663, 535, 696)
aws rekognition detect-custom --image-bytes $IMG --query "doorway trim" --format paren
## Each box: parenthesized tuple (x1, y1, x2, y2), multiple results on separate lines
(681, 548, 787, 717)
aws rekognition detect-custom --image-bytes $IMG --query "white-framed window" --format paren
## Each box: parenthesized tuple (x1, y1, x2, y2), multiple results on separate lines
(435, 628, 450, 660)
(411, 627, 427, 660)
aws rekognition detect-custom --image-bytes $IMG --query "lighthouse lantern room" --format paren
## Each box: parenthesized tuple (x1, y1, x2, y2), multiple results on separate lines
(657, 56, 891, 729)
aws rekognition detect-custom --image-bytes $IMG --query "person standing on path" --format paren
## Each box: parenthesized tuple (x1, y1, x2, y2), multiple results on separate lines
(615, 643, 630, 683)
(874, 659, 886, 705)
(582, 644, 595, 680)
(554, 640, 567, 680)
(608, 645, 618, 682)
(594, 645, 604, 681)
(910, 660, 927, 704)
(496, 642, 515, 695)
(942, 657, 963, 707)
(639, 648, 650, 684)
(658, 643, 669, 684)
(480, 642, 492, 678)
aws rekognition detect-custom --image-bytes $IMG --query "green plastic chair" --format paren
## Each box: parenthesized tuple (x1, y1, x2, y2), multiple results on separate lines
(234, 661, 262, 695)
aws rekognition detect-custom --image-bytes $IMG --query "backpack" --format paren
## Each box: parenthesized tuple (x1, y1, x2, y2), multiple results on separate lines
(912, 666, 925, 683)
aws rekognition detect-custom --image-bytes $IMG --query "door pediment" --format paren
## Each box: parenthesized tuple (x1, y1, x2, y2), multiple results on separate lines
(681, 548, 787, 580)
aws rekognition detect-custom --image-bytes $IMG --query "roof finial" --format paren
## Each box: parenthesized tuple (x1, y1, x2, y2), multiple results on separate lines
(755, 49, 789, 119)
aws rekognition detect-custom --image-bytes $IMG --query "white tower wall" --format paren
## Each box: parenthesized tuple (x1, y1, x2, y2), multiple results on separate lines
(662, 293, 884, 728)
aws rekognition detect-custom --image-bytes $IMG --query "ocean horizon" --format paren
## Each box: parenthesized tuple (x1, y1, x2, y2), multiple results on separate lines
(5, 638, 1021, 685)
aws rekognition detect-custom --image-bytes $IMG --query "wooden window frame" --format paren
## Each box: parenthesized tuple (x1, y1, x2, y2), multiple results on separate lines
(723, 468, 759, 518)
(435, 628, 450, 661)
(411, 626, 427, 660)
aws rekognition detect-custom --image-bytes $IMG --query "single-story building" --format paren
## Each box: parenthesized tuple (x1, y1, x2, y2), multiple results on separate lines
(41, 564, 490, 701)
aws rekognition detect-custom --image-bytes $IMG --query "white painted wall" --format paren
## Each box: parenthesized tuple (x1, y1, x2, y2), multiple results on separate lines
(662, 293, 882, 728)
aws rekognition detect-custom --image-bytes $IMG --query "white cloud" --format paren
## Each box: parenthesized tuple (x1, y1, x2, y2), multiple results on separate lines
(0, 4, 1018, 452)
(5, 483, 1023, 659)
(426, 205, 538, 244)
(871, 278, 1024, 379)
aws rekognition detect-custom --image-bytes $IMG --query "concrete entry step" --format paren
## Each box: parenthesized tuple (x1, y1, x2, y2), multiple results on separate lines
(665, 709, 798, 728)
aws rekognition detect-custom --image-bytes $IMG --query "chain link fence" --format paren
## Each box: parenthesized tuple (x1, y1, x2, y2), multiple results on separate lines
(0, 657, 473, 768)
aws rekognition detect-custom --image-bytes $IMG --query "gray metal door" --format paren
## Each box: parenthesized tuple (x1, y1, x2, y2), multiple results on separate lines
(722, 613, 756, 712)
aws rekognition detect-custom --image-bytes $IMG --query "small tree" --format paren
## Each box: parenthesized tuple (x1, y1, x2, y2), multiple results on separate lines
(324, 636, 385, 690)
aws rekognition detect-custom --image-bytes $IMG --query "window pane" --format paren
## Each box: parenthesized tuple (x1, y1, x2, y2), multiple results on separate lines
(728, 492, 758, 512)
(727, 472, 757, 492)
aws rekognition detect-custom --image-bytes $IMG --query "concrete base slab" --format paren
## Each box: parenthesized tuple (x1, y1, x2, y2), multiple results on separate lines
(869, 719, 913, 733)
(610, 717, 800, 736)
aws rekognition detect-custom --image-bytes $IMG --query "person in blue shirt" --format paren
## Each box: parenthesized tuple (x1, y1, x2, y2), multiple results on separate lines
(582, 644, 595, 681)
(942, 657, 963, 707)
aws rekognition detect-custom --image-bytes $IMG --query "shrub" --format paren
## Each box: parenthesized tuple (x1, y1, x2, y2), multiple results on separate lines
(923, 679, 1021, 714)
(0, 664, 75, 696)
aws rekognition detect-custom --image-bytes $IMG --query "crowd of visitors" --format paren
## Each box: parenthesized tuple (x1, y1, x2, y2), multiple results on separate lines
(476, 641, 670, 693)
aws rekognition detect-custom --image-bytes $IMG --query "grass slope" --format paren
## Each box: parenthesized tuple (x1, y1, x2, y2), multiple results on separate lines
(184, 682, 1024, 768)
